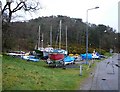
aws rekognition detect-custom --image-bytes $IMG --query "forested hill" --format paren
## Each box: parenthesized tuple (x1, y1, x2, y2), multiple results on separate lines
(2, 15, 119, 53)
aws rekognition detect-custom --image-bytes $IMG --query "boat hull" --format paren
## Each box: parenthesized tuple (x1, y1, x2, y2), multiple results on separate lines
(49, 53, 64, 61)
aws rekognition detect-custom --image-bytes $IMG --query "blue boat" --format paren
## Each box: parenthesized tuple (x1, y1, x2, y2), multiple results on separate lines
(81, 53, 92, 60)
(22, 55, 39, 62)
(63, 56, 75, 65)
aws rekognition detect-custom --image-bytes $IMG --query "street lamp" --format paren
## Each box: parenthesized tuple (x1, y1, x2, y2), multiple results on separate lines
(86, 7, 99, 64)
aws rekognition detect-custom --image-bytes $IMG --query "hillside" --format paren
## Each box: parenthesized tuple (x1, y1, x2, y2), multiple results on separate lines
(2, 15, 119, 53)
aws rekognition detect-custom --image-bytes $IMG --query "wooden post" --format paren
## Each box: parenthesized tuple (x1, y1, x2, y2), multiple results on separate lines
(80, 65, 82, 76)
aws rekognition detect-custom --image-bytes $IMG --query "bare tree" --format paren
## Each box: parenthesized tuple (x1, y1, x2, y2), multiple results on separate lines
(2, 0, 41, 23)
(2, 0, 41, 52)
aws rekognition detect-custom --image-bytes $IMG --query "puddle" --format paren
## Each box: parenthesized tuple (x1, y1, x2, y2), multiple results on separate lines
(102, 78, 106, 80)
(107, 73, 115, 74)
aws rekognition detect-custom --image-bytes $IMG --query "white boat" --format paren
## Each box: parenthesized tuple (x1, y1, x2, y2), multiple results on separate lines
(6, 51, 25, 57)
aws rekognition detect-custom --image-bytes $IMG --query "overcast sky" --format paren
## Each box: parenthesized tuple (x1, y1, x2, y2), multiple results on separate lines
(2, 0, 119, 32)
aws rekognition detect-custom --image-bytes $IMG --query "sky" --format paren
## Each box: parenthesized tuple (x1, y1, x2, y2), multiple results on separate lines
(2, 0, 119, 32)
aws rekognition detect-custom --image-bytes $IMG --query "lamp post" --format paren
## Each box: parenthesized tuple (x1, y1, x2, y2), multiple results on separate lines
(86, 7, 99, 64)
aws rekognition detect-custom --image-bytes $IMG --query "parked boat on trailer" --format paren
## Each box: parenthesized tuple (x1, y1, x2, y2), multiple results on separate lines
(47, 49, 67, 66)
(21, 55, 39, 62)
(6, 51, 25, 57)
(63, 56, 75, 65)
(35, 46, 54, 60)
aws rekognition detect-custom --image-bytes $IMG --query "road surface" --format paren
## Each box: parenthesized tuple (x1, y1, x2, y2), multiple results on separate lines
(80, 53, 120, 91)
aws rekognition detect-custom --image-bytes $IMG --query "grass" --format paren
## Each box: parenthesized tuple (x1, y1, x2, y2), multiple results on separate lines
(2, 55, 96, 90)
(3, 52, 113, 90)
(104, 52, 113, 57)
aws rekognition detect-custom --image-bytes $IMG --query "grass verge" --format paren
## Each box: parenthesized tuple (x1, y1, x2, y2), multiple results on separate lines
(2, 55, 96, 90)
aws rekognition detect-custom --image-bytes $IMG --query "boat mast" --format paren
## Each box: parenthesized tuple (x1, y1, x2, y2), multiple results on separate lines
(50, 25, 52, 46)
(55, 29, 59, 49)
(38, 25, 41, 49)
(66, 26, 68, 51)
(59, 20, 62, 49)
(41, 33, 44, 48)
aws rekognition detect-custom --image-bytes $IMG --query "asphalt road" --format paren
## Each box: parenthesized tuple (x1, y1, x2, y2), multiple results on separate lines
(80, 53, 120, 91)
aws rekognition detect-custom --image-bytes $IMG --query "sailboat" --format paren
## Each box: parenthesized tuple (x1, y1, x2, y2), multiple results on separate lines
(48, 20, 68, 66)
(34, 25, 44, 58)
(35, 25, 54, 59)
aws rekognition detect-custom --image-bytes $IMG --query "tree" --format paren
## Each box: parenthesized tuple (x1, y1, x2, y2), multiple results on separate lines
(2, 0, 41, 23)
(2, 0, 41, 52)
